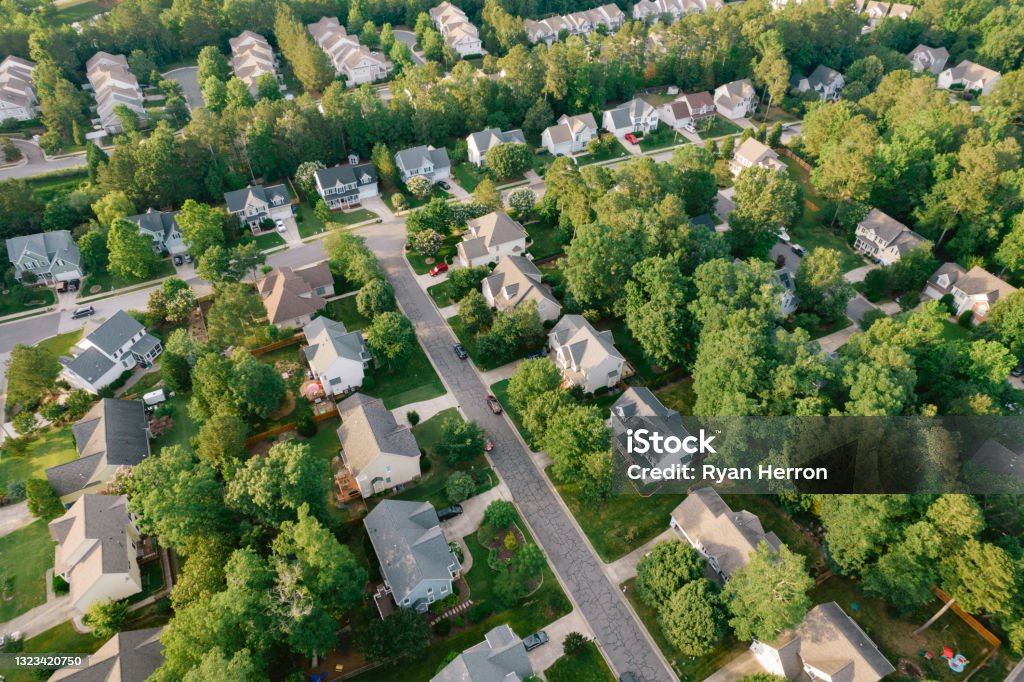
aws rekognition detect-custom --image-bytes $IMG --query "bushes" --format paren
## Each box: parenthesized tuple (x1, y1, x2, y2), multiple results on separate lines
(482, 500, 517, 529)
(859, 309, 887, 330)
(445, 471, 476, 503)
(406, 410, 420, 426)
(26, 478, 65, 520)
(6, 480, 26, 502)
(296, 414, 316, 437)
(466, 601, 494, 624)
(52, 574, 70, 595)
(433, 618, 451, 636)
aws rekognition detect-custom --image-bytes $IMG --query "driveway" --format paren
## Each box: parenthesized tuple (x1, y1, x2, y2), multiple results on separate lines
(703, 649, 761, 682)
(440, 482, 512, 540)
(0, 594, 74, 639)
(357, 221, 677, 682)
(844, 263, 877, 283)
(603, 529, 676, 586)
(444, 179, 471, 200)
(846, 295, 877, 323)
(0, 501, 32, 538)
(817, 324, 857, 354)
(529, 609, 595, 674)
(279, 215, 301, 245)
(715, 188, 735, 222)
(780, 123, 802, 146)
(770, 241, 801, 272)
(162, 66, 204, 110)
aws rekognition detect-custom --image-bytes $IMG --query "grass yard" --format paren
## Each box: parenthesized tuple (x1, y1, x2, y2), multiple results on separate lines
(298, 201, 380, 238)
(577, 137, 630, 166)
(251, 230, 286, 250)
(323, 295, 371, 331)
(0, 521, 54, 621)
(655, 379, 696, 415)
(364, 338, 445, 409)
(593, 318, 661, 385)
(25, 169, 88, 204)
(638, 126, 684, 152)
(406, 234, 461, 275)
(757, 104, 801, 125)
(37, 329, 83, 357)
(0, 286, 56, 317)
(624, 577, 749, 682)
(938, 320, 972, 341)
(453, 162, 484, 192)
(698, 117, 743, 140)
(53, 0, 104, 24)
(548, 466, 684, 562)
(152, 394, 199, 454)
(296, 201, 326, 238)
(79, 258, 176, 296)
(427, 279, 455, 307)
(641, 92, 678, 107)
(0, 424, 78, 486)
(530, 152, 553, 176)
(295, 417, 341, 462)
(127, 559, 165, 604)
(525, 221, 564, 260)
(0, 620, 103, 682)
(545, 642, 615, 681)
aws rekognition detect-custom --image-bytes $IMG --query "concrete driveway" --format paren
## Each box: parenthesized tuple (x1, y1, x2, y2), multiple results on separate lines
(846, 295, 877, 323)
(844, 263, 877, 283)
(817, 324, 857, 354)
(780, 122, 802, 145)
(162, 66, 204, 110)
(0, 501, 32, 538)
(440, 482, 512, 540)
(279, 215, 301, 245)
(529, 609, 595, 674)
(716, 188, 735, 222)
(703, 649, 762, 682)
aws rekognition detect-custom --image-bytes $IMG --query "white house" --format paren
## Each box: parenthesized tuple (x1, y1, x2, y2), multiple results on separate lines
(60, 311, 163, 394)
(124, 208, 188, 255)
(548, 314, 625, 393)
(430, 2, 483, 57)
(224, 182, 292, 229)
(775, 268, 799, 317)
(938, 60, 1002, 95)
(610, 387, 693, 487)
(602, 97, 659, 136)
(308, 17, 392, 85)
(790, 64, 844, 100)
(314, 155, 379, 209)
(395, 145, 451, 183)
(0, 56, 38, 121)
(230, 31, 278, 95)
(924, 264, 1017, 324)
(633, 0, 722, 23)
(907, 44, 950, 75)
(457, 211, 529, 267)
(731, 137, 785, 176)
(336, 393, 421, 498)
(659, 91, 716, 131)
(714, 79, 756, 119)
(750, 603, 895, 682)
(432, 626, 534, 682)
(482, 255, 562, 322)
(48, 494, 143, 614)
(466, 128, 526, 166)
(303, 316, 370, 396)
(853, 208, 926, 265)
(364, 500, 461, 613)
(5, 230, 83, 285)
(541, 113, 598, 155)
(85, 52, 147, 134)
(524, 4, 625, 43)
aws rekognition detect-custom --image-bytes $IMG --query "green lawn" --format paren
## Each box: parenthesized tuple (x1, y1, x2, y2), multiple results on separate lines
(37, 329, 83, 357)
(427, 280, 455, 307)
(296, 201, 327, 238)
(53, 0, 104, 24)
(0, 620, 103, 682)
(298, 201, 380, 238)
(0, 521, 54, 621)
(407, 234, 461, 275)
(938, 320, 972, 341)
(655, 379, 696, 415)
(364, 339, 445, 409)
(25, 169, 88, 204)
(698, 117, 743, 140)
(525, 221, 564, 260)
(638, 126, 684, 152)
(577, 137, 630, 166)
(79, 259, 176, 296)
(0, 286, 56, 317)
(0, 425, 79, 486)
(593, 318, 661, 384)
(530, 152, 553, 176)
(546, 642, 615, 681)
(323, 296, 371, 331)
(453, 162, 484, 192)
(252, 230, 286, 250)
(152, 394, 199, 454)
(295, 417, 341, 462)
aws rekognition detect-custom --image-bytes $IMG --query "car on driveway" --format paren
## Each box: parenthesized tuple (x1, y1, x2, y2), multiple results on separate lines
(68, 278, 79, 292)
(276, 219, 286, 232)
(453, 343, 468, 360)
(184, 253, 193, 263)
(436, 504, 463, 521)
(777, 229, 791, 242)
(523, 631, 549, 651)
(429, 263, 449, 276)
(485, 395, 502, 414)
(624, 133, 640, 145)
(173, 255, 183, 266)
(790, 243, 807, 257)
(1012, 362, 1024, 378)
(438, 181, 451, 191)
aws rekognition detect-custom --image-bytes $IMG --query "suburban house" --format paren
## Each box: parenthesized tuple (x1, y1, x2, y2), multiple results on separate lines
(430, 2, 483, 57)
(790, 64, 844, 100)
(5, 230, 83, 284)
(853, 208, 926, 265)
(670, 487, 782, 581)
(432, 625, 534, 682)
(750, 602, 895, 682)
(548, 314, 626, 393)
(714, 79, 756, 119)
(124, 208, 187, 255)
(524, 4, 625, 44)
(256, 262, 334, 328)
(937, 60, 1002, 95)
(0, 55, 38, 121)
(888, 2, 916, 19)
(731, 137, 786, 176)
(924, 263, 1018, 324)
(48, 494, 143, 614)
(230, 31, 278, 95)
(60, 311, 163, 394)
(335, 393, 420, 498)
(466, 127, 526, 166)
(969, 439, 1024, 482)
(395, 144, 452, 183)
(457, 211, 529, 267)
(224, 182, 292, 229)
(610, 387, 692, 486)
(86, 51, 147, 134)
(308, 16, 392, 85)
(481, 255, 562, 322)
(862, 0, 891, 29)
(633, 0, 723, 23)
(775, 268, 799, 316)
(907, 44, 950, 75)
(49, 627, 164, 682)
(602, 97, 659, 136)
(541, 113, 599, 155)
(314, 156, 380, 210)
(303, 316, 370, 397)
(45, 398, 151, 502)
(658, 91, 716, 131)
(364, 500, 462, 613)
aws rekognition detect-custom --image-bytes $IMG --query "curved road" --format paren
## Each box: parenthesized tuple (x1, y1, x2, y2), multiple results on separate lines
(0, 140, 86, 181)
(360, 222, 676, 682)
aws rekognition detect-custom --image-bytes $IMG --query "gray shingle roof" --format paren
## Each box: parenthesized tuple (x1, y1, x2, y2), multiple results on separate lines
(223, 183, 290, 213)
(610, 387, 691, 468)
(336, 393, 419, 475)
(125, 208, 179, 244)
(395, 145, 451, 173)
(315, 162, 378, 196)
(467, 128, 526, 155)
(6, 230, 80, 267)
(303, 316, 368, 372)
(432, 625, 533, 682)
(49, 627, 163, 682)
(605, 97, 656, 129)
(62, 347, 116, 387)
(808, 64, 842, 89)
(858, 209, 924, 252)
(84, 310, 144, 356)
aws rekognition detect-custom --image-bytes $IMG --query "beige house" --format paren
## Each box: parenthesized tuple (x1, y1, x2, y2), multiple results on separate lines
(49, 494, 143, 614)
(924, 263, 1017, 324)
(481, 256, 561, 322)
(714, 79, 756, 119)
(541, 113, 599, 156)
(853, 209, 926, 265)
(49, 627, 163, 681)
(230, 31, 278, 95)
(308, 16, 392, 86)
(457, 211, 529, 267)
(429, 2, 483, 57)
(731, 137, 785, 176)
(0, 55, 38, 122)
(937, 60, 1002, 95)
(256, 263, 334, 328)
(548, 314, 625, 393)
(86, 52, 147, 134)
(907, 44, 950, 75)
(336, 393, 421, 497)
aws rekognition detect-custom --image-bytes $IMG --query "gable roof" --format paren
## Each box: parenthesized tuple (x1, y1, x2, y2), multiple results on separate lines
(482, 256, 560, 313)
(315, 162, 378, 191)
(714, 79, 755, 108)
(969, 439, 1024, 481)
(336, 393, 419, 476)
(544, 113, 598, 144)
(432, 625, 533, 682)
(467, 128, 526, 155)
(223, 183, 290, 213)
(610, 387, 691, 466)
(605, 97, 656, 128)
(395, 145, 451, 172)
(125, 208, 179, 243)
(671, 487, 782, 578)
(808, 64, 842, 89)
(6, 230, 80, 268)
(733, 137, 784, 171)
(303, 316, 368, 373)
(950, 266, 1017, 300)
(83, 310, 144, 356)
(943, 59, 1001, 85)
(549, 314, 624, 373)
(907, 44, 950, 73)
(0, 55, 36, 108)
(858, 209, 925, 253)
(49, 627, 164, 682)
(256, 263, 331, 323)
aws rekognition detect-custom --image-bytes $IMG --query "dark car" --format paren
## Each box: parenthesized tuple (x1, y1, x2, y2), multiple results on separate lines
(67, 278, 80, 292)
(438, 181, 451, 191)
(71, 305, 95, 319)
(453, 343, 468, 360)
(523, 630, 549, 651)
(485, 395, 502, 414)
(526, 350, 546, 360)
(173, 255, 183, 266)
(436, 504, 463, 522)
(619, 674, 638, 682)
(1012, 362, 1024, 378)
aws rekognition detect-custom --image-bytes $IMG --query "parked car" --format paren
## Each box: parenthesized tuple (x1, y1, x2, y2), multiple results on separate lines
(173, 255, 183, 266)
(67, 278, 80, 292)
(523, 630, 549, 651)
(485, 395, 502, 414)
(484, 438, 494, 452)
(436, 504, 464, 521)
(276, 219, 286, 232)
(438, 181, 451, 191)
(1012, 362, 1024, 378)
(184, 253, 193, 263)
(453, 343, 468, 360)
(777, 229, 791, 242)
(790, 243, 807, 257)
(71, 306, 95, 319)
(429, 263, 449, 276)
(526, 350, 546, 360)
(619, 674, 638, 682)
(624, 133, 640, 145)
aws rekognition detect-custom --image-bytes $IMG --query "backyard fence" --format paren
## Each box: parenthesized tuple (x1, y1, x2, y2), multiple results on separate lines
(779, 147, 813, 172)
(250, 333, 306, 357)
(931, 586, 1001, 649)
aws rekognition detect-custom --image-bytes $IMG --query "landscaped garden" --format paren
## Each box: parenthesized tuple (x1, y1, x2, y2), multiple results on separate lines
(546, 641, 615, 681)
(406, 234, 461, 275)
(0, 286, 56, 317)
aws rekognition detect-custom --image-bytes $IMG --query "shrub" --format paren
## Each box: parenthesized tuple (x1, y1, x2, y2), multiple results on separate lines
(449, 541, 464, 563)
(898, 291, 920, 311)
(406, 410, 420, 426)
(859, 309, 887, 330)
(958, 310, 974, 328)
(361, 376, 375, 390)
(445, 471, 476, 503)
(6, 480, 26, 502)
(563, 631, 588, 655)
(939, 293, 957, 316)
(503, 531, 518, 551)
(452, 616, 465, 628)
(467, 601, 494, 623)
(482, 499, 517, 529)
(296, 414, 316, 437)
(443, 593, 460, 608)
(433, 618, 451, 636)
(52, 574, 69, 595)
(862, 268, 890, 302)
(25, 478, 65, 520)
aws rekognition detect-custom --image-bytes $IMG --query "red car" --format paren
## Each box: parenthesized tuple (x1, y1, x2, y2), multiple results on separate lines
(624, 133, 640, 145)
(485, 439, 494, 452)
(485, 395, 503, 414)
(429, 263, 449, 276)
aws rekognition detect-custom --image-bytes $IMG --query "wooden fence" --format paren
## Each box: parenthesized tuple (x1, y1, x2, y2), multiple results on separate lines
(250, 333, 305, 357)
(243, 402, 338, 445)
(779, 147, 813, 172)
(931, 586, 1001, 648)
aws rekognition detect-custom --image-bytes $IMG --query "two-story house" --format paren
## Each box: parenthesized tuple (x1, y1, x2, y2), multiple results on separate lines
(731, 137, 786, 176)
(230, 31, 278, 96)
(481, 256, 561, 322)
(610, 387, 693, 487)
(541, 113, 598, 155)
(0, 56, 38, 122)
(365, 500, 462, 614)
(124, 208, 188, 255)
(790, 64, 844, 100)
(224, 183, 292, 230)
(49, 494, 143, 614)
(524, 4, 625, 43)
(335, 393, 421, 498)
(303, 316, 370, 396)
(308, 16, 392, 86)
(432, 626, 534, 682)
(86, 52, 147, 134)
(938, 59, 1002, 95)
(548, 314, 625, 394)
(49, 628, 164, 682)
(466, 128, 526, 167)
(457, 211, 529, 267)
(853, 208, 926, 265)
(907, 44, 949, 74)
(60, 311, 163, 393)
(314, 155, 380, 210)
(714, 79, 757, 119)
(256, 262, 334, 328)
(659, 91, 716, 132)
(429, 2, 483, 57)
(924, 263, 1017, 324)
(5, 230, 83, 285)
(395, 145, 452, 184)
(602, 97, 660, 136)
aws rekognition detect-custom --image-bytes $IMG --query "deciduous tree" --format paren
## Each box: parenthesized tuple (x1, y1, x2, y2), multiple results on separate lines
(722, 543, 813, 641)
(659, 579, 726, 655)
(634, 540, 705, 607)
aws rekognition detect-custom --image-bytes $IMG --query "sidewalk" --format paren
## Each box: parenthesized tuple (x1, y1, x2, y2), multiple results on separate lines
(392, 393, 457, 427)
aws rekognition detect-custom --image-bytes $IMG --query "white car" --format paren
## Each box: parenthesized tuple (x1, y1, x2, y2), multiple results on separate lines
(777, 229, 791, 242)
(276, 219, 286, 233)
(791, 243, 808, 257)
